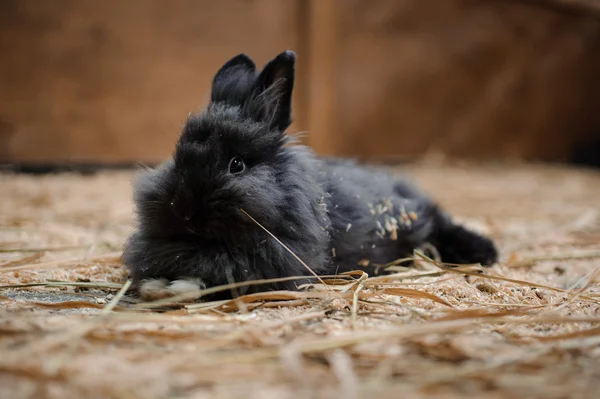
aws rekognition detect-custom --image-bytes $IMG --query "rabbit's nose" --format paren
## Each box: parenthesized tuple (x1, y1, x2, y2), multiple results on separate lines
(169, 200, 179, 213)
(170, 198, 200, 223)
(169, 199, 186, 220)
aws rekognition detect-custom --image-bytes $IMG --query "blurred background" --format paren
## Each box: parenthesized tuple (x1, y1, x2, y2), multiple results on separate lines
(1, 0, 600, 168)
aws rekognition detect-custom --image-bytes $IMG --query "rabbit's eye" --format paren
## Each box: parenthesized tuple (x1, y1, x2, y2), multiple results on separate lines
(228, 156, 245, 175)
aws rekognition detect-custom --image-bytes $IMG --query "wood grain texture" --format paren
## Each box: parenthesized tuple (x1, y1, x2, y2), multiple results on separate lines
(1, 0, 600, 163)
(304, 0, 339, 156)
(0, 0, 300, 163)
(331, 0, 600, 161)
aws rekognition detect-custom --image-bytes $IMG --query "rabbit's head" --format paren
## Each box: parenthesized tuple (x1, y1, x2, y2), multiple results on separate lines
(131, 51, 329, 245)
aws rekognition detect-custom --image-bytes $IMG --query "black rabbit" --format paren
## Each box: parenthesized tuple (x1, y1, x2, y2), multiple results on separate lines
(122, 50, 498, 301)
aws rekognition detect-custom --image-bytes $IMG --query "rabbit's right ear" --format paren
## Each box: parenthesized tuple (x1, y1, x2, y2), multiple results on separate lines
(211, 54, 257, 106)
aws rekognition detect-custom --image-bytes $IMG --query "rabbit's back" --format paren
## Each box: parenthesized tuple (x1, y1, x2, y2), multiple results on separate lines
(320, 158, 437, 273)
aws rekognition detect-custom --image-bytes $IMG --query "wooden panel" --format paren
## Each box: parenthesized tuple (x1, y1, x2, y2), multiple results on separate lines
(304, 0, 338, 156)
(313, 0, 600, 161)
(2, 0, 600, 164)
(0, 0, 301, 163)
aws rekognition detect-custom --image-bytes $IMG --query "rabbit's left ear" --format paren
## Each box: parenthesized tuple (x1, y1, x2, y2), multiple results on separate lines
(250, 50, 296, 132)
(211, 54, 257, 106)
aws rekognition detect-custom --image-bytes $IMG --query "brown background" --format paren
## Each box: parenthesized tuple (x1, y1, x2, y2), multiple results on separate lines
(1, 0, 600, 164)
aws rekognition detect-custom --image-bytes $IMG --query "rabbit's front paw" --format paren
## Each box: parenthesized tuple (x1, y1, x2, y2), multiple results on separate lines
(138, 278, 206, 301)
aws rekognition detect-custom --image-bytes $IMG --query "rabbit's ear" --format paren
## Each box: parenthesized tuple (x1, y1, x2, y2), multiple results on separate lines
(250, 50, 296, 132)
(211, 54, 256, 105)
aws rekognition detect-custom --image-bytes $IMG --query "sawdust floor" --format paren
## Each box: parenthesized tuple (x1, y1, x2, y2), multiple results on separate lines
(1, 161, 600, 399)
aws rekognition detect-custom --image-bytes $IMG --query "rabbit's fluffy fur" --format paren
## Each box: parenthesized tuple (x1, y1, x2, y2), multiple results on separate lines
(122, 51, 498, 300)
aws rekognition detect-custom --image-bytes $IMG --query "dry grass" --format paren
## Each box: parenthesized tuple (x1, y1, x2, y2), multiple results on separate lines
(1, 160, 600, 399)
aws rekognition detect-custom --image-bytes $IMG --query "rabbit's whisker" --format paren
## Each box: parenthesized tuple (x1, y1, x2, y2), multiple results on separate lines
(239, 208, 342, 299)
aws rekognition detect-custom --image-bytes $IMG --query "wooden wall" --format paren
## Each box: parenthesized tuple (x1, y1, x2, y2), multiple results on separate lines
(316, 0, 600, 162)
(1, 0, 600, 164)
(0, 0, 303, 163)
